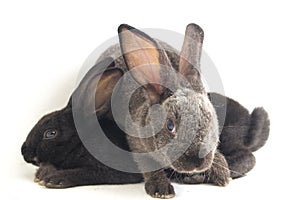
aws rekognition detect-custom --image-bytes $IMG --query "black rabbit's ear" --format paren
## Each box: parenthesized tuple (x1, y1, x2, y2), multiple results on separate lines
(72, 57, 123, 117)
(94, 67, 123, 114)
(179, 23, 205, 93)
(118, 24, 173, 104)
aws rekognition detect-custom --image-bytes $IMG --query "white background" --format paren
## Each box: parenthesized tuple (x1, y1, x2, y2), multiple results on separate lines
(1, 0, 299, 199)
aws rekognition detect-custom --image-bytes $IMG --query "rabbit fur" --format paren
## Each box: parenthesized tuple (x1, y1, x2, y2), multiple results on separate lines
(21, 23, 269, 198)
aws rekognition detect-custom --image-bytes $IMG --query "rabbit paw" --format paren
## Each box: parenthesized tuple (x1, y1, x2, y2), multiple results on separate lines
(35, 164, 74, 188)
(145, 179, 175, 199)
(206, 166, 231, 187)
(208, 151, 232, 186)
(214, 174, 232, 187)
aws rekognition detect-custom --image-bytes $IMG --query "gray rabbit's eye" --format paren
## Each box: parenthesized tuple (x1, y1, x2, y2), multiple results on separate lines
(166, 119, 176, 134)
(43, 130, 58, 139)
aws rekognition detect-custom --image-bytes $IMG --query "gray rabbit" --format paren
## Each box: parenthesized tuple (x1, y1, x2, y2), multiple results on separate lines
(114, 24, 229, 198)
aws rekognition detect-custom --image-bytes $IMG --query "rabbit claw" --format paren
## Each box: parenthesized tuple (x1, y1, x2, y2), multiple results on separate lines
(35, 164, 72, 188)
(34, 177, 40, 183)
(145, 180, 175, 199)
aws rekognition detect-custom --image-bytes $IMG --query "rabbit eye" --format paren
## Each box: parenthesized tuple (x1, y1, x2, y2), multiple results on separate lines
(43, 130, 58, 139)
(166, 119, 176, 134)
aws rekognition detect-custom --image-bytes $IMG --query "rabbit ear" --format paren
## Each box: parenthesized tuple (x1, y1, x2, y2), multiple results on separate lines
(94, 67, 123, 115)
(179, 23, 205, 93)
(118, 24, 173, 104)
(72, 57, 123, 117)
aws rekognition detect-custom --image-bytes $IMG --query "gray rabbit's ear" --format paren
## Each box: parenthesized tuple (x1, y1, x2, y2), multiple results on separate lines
(118, 24, 173, 104)
(72, 57, 123, 117)
(179, 23, 205, 93)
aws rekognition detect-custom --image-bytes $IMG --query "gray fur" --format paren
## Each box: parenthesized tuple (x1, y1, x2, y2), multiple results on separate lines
(116, 24, 230, 198)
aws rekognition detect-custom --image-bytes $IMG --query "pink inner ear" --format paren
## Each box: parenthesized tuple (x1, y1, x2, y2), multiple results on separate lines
(119, 25, 174, 104)
(152, 83, 162, 95)
(145, 84, 161, 104)
(120, 30, 163, 93)
(179, 24, 204, 93)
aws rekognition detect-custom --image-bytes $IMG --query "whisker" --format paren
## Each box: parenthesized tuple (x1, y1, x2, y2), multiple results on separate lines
(212, 161, 244, 177)
(168, 169, 176, 180)
(177, 172, 182, 182)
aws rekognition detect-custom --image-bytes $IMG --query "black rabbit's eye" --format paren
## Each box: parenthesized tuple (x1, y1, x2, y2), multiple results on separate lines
(166, 119, 176, 134)
(43, 130, 58, 139)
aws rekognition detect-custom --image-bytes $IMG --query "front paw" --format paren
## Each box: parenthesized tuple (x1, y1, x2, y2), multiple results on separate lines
(213, 172, 231, 186)
(207, 151, 231, 186)
(145, 179, 175, 199)
(35, 164, 74, 188)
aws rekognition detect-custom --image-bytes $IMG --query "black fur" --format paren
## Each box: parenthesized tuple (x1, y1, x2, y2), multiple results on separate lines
(209, 93, 270, 178)
(21, 105, 143, 188)
(21, 57, 144, 188)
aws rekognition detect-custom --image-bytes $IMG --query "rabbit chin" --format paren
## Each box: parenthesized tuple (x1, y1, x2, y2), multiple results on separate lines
(170, 151, 214, 174)
(23, 155, 40, 167)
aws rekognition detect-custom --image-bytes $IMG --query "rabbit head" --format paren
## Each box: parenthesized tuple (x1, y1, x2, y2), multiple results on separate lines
(21, 57, 123, 168)
(21, 107, 79, 167)
(118, 24, 219, 173)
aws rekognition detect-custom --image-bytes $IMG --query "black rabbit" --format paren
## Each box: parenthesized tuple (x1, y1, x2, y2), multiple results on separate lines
(21, 24, 269, 198)
(21, 57, 144, 188)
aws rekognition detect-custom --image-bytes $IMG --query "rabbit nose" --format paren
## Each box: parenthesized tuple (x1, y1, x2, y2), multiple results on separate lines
(21, 142, 27, 155)
(193, 156, 204, 168)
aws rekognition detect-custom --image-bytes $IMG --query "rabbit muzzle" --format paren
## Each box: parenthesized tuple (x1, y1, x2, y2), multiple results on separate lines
(171, 148, 214, 173)
(21, 142, 39, 166)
